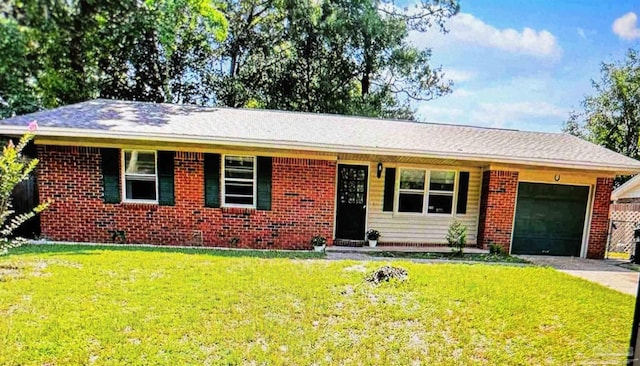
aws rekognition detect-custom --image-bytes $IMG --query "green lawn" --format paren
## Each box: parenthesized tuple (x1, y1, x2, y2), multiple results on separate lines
(0, 244, 634, 365)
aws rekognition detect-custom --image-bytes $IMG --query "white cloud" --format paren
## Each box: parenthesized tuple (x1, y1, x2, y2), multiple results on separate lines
(613, 12, 640, 40)
(443, 68, 475, 83)
(577, 28, 586, 39)
(470, 102, 567, 128)
(443, 13, 562, 59)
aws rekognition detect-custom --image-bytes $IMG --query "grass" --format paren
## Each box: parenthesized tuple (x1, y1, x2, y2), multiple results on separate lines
(10, 243, 325, 259)
(0, 244, 634, 365)
(368, 250, 531, 264)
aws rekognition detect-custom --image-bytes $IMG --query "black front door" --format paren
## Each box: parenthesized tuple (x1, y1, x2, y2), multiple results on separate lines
(335, 164, 368, 240)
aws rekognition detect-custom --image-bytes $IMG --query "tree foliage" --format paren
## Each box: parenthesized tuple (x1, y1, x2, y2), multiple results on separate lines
(0, 125, 50, 254)
(1, 0, 458, 120)
(564, 49, 640, 160)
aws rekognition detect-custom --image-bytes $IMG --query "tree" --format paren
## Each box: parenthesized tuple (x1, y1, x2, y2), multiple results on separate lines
(0, 123, 50, 255)
(0, 0, 228, 117)
(213, 0, 459, 119)
(1, 0, 458, 120)
(564, 49, 640, 161)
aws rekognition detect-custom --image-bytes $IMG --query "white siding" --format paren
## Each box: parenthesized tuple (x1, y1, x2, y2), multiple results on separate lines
(367, 164, 482, 244)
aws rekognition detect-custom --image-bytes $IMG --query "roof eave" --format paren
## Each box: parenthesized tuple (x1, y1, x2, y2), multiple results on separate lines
(6, 126, 640, 174)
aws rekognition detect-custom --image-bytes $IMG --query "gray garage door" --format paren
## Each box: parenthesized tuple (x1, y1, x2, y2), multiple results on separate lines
(511, 182, 590, 256)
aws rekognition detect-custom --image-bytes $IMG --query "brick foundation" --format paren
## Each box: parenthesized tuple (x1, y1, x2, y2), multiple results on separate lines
(477, 170, 519, 252)
(587, 177, 613, 259)
(36, 146, 336, 249)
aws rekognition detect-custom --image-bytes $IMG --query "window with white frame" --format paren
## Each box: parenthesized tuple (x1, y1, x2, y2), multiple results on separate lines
(428, 171, 455, 214)
(223, 155, 256, 206)
(398, 169, 426, 213)
(123, 150, 157, 202)
(397, 168, 456, 214)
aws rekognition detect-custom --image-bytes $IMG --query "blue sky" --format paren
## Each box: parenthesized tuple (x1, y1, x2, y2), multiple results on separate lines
(408, 1, 640, 132)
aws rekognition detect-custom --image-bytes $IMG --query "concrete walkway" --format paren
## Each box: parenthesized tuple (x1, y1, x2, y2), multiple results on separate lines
(518, 255, 639, 296)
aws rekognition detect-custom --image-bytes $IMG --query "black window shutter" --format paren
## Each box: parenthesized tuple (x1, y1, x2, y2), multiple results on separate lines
(456, 171, 470, 214)
(204, 153, 221, 208)
(157, 151, 175, 206)
(100, 148, 120, 203)
(256, 156, 272, 210)
(383, 167, 396, 212)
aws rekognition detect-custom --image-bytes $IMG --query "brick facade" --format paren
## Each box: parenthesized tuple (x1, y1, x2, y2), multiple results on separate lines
(477, 170, 519, 252)
(36, 146, 336, 249)
(587, 177, 614, 259)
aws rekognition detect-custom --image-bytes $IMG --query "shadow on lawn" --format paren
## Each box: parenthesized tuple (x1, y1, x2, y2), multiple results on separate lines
(6, 244, 325, 260)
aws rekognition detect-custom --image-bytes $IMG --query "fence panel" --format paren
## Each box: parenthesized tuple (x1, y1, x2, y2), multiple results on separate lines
(607, 220, 637, 260)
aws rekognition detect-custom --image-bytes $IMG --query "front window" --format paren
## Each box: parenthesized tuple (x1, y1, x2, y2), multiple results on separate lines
(397, 168, 456, 214)
(398, 169, 425, 213)
(123, 150, 157, 202)
(223, 155, 255, 207)
(428, 171, 455, 214)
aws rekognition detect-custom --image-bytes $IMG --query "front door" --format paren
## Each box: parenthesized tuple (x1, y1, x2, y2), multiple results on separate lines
(335, 164, 368, 240)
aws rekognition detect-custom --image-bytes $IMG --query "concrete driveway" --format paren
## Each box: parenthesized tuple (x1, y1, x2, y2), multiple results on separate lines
(519, 255, 639, 296)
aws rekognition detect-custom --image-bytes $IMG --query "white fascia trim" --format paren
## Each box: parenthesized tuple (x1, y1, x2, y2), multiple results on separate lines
(611, 174, 640, 200)
(9, 125, 640, 174)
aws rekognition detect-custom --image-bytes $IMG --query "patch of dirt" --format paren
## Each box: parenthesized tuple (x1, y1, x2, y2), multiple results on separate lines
(365, 265, 408, 284)
(0, 265, 23, 281)
(343, 264, 368, 273)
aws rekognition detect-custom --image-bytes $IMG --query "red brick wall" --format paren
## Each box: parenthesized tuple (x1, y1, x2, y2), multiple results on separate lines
(36, 146, 336, 249)
(477, 170, 519, 252)
(587, 177, 613, 259)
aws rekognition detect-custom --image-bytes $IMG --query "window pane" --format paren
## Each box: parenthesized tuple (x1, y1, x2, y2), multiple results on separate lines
(225, 196, 254, 205)
(225, 156, 254, 179)
(428, 194, 453, 214)
(225, 182, 253, 196)
(398, 193, 424, 213)
(125, 151, 156, 174)
(400, 169, 425, 190)
(126, 179, 157, 200)
(430, 171, 455, 191)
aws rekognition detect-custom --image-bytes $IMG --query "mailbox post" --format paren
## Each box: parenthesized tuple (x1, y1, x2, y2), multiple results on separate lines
(628, 226, 640, 365)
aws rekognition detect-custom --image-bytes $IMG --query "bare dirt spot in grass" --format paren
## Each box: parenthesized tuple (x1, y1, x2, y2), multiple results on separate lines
(365, 265, 408, 284)
(343, 264, 368, 273)
(0, 265, 22, 281)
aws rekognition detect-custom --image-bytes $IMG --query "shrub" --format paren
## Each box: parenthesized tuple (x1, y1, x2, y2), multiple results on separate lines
(488, 243, 506, 256)
(445, 220, 466, 256)
(0, 124, 50, 255)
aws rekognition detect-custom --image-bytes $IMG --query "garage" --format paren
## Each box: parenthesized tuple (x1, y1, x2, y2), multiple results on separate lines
(511, 182, 590, 256)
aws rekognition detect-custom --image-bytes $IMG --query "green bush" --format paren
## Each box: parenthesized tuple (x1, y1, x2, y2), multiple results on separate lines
(445, 220, 466, 256)
(488, 243, 506, 256)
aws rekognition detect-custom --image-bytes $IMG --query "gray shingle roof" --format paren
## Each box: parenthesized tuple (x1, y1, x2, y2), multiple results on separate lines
(1, 99, 639, 172)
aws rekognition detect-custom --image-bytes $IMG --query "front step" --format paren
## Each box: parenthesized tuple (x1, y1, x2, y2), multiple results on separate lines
(334, 239, 366, 247)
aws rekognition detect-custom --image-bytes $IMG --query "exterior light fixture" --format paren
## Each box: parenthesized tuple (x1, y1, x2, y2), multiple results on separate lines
(377, 162, 383, 178)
